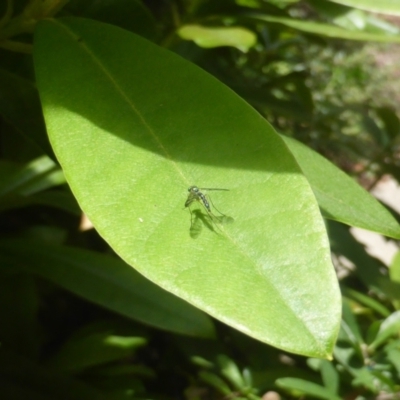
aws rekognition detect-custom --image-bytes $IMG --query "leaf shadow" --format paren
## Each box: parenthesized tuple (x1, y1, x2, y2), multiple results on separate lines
(37, 19, 298, 175)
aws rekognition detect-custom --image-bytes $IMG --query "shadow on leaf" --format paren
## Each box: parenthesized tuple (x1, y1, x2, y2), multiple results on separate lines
(189, 209, 234, 239)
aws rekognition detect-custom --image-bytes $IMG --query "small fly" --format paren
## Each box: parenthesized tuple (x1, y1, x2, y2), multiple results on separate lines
(185, 186, 229, 230)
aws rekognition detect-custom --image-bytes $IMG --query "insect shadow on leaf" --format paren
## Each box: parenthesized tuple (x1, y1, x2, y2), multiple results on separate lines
(185, 186, 233, 238)
(189, 209, 206, 238)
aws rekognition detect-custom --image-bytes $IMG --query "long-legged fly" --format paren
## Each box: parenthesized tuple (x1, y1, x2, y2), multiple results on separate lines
(185, 186, 229, 231)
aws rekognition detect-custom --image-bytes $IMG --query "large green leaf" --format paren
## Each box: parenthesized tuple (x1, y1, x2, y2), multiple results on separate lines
(33, 17, 340, 357)
(329, 0, 400, 16)
(282, 136, 400, 239)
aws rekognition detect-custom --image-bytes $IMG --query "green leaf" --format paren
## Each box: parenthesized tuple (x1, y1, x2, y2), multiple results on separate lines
(249, 14, 400, 42)
(33, 17, 341, 357)
(0, 240, 215, 338)
(45, 321, 147, 373)
(369, 369, 397, 392)
(198, 371, 232, 395)
(369, 311, 400, 351)
(328, 0, 400, 16)
(388, 260, 400, 309)
(342, 298, 364, 346)
(376, 107, 400, 139)
(366, 320, 381, 345)
(0, 156, 61, 196)
(0, 68, 53, 157)
(342, 287, 391, 317)
(217, 355, 245, 390)
(334, 335, 379, 392)
(178, 25, 257, 52)
(320, 360, 339, 396)
(282, 136, 400, 239)
(0, 156, 68, 212)
(362, 113, 389, 147)
(309, 0, 400, 34)
(276, 377, 342, 400)
(385, 340, 400, 377)
(350, 368, 381, 392)
(390, 250, 400, 284)
(26, 189, 81, 215)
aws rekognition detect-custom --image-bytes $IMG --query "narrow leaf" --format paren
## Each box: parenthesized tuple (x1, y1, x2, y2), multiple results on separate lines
(0, 156, 68, 212)
(0, 156, 61, 197)
(320, 360, 339, 396)
(0, 69, 53, 156)
(0, 240, 215, 338)
(369, 310, 400, 350)
(250, 14, 400, 42)
(329, 0, 400, 16)
(276, 377, 342, 400)
(46, 326, 147, 373)
(283, 136, 400, 239)
(178, 24, 256, 52)
(342, 287, 391, 317)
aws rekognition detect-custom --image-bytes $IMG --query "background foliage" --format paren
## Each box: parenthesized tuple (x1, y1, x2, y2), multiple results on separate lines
(1, 0, 400, 399)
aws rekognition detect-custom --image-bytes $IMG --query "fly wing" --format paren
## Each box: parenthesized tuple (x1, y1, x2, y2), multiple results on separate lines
(199, 188, 229, 191)
(185, 192, 197, 208)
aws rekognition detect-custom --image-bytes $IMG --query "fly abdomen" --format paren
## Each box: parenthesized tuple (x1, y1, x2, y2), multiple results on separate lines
(199, 193, 210, 211)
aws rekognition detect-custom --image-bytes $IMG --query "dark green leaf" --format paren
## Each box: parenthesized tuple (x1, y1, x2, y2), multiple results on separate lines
(342, 298, 364, 346)
(0, 272, 40, 357)
(0, 69, 53, 157)
(0, 347, 110, 400)
(0, 240, 215, 338)
(376, 107, 400, 139)
(69, 0, 157, 40)
(45, 321, 147, 373)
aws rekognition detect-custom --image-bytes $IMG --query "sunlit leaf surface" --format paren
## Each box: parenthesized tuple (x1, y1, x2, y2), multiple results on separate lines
(34, 18, 341, 357)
